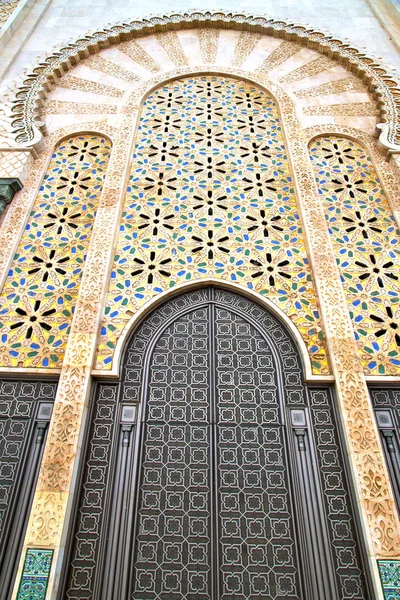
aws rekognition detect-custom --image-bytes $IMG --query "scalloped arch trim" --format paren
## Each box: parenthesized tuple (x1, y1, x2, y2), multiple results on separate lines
(8, 10, 400, 152)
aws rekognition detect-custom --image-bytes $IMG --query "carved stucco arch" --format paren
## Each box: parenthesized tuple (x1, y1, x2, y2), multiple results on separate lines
(4, 9, 400, 155)
(49, 127, 115, 150)
(31, 125, 116, 190)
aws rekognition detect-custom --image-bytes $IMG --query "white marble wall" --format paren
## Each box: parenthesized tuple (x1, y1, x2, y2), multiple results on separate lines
(1, 0, 400, 87)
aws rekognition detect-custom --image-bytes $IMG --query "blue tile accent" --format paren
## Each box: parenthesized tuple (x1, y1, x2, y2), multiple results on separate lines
(378, 560, 400, 600)
(17, 549, 53, 600)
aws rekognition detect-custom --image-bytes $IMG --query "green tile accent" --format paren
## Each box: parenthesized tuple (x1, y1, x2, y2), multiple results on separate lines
(16, 549, 53, 600)
(378, 560, 400, 600)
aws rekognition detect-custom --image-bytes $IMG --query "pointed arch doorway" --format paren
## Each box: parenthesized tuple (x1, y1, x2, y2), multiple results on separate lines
(63, 287, 370, 600)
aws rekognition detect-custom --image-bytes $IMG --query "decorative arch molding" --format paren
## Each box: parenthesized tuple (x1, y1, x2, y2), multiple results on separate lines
(49, 126, 116, 149)
(109, 63, 295, 113)
(98, 278, 328, 382)
(4, 9, 400, 153)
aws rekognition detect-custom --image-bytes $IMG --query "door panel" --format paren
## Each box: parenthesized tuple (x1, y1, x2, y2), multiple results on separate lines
(62, 288, 370, 600)
(132, 307, 212, 600)
(0, 380, 56, 600)
(215, 307, 300, 599)
(132, 302, 301, 600)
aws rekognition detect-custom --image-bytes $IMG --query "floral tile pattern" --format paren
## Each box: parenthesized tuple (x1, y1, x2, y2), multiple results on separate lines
(16, 549, 53, 600)
(0, 135, 111, 368)
(309, 136, 400, 375)
(97, 76, 329, 374)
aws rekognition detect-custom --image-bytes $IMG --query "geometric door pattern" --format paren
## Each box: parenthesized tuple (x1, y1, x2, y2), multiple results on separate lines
(97, 76, 329, 376)
(309, 136, 400, 375)
(133, 306, 214, 599)
(132, 302, 301, 599)
(215, 307, 298, 599)
(65, 288, 368, 600)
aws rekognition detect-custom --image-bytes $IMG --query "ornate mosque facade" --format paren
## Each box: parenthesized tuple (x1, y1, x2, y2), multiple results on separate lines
(0, 1, 400, 599)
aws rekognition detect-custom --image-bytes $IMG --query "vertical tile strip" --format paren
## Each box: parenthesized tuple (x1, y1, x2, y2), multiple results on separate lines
(16, 549, 53, 600)
(378, 560, 400, 599)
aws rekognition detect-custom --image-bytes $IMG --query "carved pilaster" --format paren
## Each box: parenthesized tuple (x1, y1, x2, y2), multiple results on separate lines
(269, 81, 400, 597)
(291, 409, 338, 600)
(11, 113, 138, 600)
